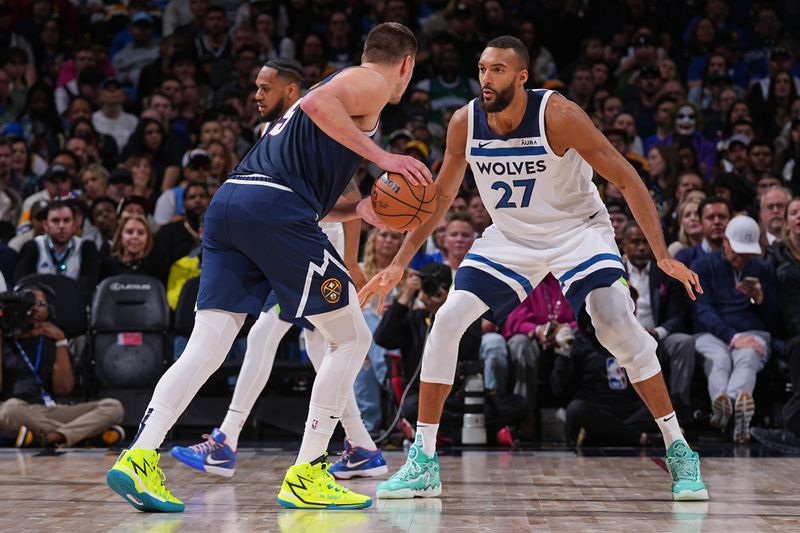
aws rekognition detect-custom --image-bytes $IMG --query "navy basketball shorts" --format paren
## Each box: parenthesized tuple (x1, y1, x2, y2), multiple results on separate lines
(197, 178, 351, 322)
(454, 220, 627, 322)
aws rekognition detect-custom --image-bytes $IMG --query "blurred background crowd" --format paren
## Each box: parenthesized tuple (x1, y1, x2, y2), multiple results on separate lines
(1, 0, 800, 453)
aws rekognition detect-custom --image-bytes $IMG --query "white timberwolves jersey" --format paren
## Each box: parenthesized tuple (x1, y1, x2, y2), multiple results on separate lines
(466, 89, 606, 242)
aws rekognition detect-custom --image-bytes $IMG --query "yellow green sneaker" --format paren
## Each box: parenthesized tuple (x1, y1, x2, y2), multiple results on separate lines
(106, 449, 185, 512)
(277, 455, 372, 510)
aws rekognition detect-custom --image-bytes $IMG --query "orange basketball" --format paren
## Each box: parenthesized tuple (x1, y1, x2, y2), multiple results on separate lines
(370, 172, 437, 231)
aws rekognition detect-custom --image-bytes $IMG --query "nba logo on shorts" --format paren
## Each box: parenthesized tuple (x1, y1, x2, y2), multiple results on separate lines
(311, 419, 318, 430)
(606, 357, 628, 390)
(321, 278, 342, 303)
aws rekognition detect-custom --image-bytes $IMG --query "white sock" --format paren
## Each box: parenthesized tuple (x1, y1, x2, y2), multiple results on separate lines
(416, 422, 439, 457)
(130, 310, 245, 450)
(296, 403, 340, 464)
(219, 409, 247, 451)
(340, 393, 377, 450)
(656, 411, 686, 449)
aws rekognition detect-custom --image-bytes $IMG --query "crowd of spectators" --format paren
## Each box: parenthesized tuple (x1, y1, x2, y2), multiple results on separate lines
(0, 0, 800, 451)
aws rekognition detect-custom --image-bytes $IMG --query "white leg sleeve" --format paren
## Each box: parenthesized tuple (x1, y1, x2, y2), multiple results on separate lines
(296, 285, 372, 463)
(585, 282, 661, 383)
(219, 307, 293, 446)
(306, 327, 376, 450)
(131, 309, 246, 450)
(421, 290, 489, 385)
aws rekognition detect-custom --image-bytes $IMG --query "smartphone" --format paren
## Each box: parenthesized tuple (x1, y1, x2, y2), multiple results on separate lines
(742, 276, 760, 284)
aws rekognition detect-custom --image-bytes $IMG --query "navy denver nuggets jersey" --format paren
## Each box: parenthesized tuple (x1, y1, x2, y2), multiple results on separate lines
(231, 68, 378, 218)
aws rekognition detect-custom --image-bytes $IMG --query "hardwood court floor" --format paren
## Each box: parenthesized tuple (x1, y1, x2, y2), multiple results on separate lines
(2, 448, 799, 532)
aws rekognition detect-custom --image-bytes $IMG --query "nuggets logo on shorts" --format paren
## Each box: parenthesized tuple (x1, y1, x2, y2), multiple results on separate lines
(321, 278, 343, 303)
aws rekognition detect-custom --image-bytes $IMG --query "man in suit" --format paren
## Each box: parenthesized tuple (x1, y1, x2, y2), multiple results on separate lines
(623, 222, 695, 411)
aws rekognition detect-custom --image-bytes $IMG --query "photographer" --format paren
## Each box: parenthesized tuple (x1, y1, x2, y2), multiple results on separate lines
(0, 284, 123, 447)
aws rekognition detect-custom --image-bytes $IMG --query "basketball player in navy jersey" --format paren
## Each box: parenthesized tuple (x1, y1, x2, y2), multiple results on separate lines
(169, 58, 389, 481)
(362, 36, 709, 501)
(107, 23, 430, 512)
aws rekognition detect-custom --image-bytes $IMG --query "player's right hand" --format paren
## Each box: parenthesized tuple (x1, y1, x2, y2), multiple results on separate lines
(358, 263, 405, 310)
(378, 152, 433, 186)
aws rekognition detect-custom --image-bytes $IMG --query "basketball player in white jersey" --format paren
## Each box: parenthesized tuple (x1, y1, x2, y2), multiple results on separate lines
(168, 59, 388, 480)
(361, 36, 708, 501)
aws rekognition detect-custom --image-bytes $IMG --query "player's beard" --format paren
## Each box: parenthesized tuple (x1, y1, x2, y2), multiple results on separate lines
(262, 98, 286, 123)
(479, 83, 515, 113)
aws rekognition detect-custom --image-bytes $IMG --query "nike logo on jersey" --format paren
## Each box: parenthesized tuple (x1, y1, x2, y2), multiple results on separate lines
(588, 209, 601, 220)
(478, 140, 493, 148)
(346, 458, 372, 468)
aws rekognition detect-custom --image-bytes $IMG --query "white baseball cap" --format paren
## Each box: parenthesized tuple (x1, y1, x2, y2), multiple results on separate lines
(725, 215, 761, 255)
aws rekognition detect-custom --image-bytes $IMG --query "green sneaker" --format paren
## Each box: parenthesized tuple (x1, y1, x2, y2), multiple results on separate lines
(107, 449, 185, 512)
(376, 440, 441, 499)
(666, 441, 709, 501)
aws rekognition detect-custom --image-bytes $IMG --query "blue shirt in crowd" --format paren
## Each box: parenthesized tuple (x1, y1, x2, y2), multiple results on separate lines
(692, 251, 778, 344)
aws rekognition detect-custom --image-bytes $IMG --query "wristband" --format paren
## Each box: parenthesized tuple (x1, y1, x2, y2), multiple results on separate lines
(55, 339, 68, 348)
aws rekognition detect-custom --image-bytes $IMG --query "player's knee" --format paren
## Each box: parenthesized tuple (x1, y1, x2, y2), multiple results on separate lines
(586, 286, 660, 382)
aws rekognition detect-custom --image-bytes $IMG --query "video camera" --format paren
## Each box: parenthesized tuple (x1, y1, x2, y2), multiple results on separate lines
(0, 291, 35, 337)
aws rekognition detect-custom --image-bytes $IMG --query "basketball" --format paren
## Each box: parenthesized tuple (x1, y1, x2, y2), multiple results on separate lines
(370, 171, 437, 231)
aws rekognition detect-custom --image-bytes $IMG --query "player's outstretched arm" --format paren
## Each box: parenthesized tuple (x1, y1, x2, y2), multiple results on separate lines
(301, 68, 431, 186)
(546, 95, 703, 300)
(358, 106, 470, 308)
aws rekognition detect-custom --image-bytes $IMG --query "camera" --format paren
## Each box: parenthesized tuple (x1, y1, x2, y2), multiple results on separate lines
(418, 262, 452, 297)
(420, 271, 445, 297)
(0, 291, 36, 337)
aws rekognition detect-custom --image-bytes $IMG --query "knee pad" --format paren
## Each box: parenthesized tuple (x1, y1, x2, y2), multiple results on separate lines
(421, 290, 488, 385)
(585, 284, 661, 383)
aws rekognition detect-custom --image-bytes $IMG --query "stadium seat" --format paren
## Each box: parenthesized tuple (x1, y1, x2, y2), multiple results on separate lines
(15, 273, 88, 339)
(89, 274, 169, 389)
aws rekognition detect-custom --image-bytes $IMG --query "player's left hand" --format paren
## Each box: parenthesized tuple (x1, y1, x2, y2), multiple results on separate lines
(657, 257, 703, 300)
(355, 198, 392, 231)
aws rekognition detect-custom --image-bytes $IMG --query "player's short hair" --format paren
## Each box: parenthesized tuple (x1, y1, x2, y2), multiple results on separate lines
(362, 22, 417, 65)
(485, 35, 530, 70)
(264, 58, 306, 87)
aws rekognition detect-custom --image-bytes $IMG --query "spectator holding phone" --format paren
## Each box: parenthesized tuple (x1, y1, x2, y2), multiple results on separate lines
(692, 215, 778, 443)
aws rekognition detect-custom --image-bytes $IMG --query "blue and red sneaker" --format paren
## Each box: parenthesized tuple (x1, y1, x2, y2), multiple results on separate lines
(170, 428, 237, 478)
(327, 439, 389, 480)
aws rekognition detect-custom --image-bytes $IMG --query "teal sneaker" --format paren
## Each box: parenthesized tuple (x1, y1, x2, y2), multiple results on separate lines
(666, 440, 709, 501)
(376, 441, 441, 499)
